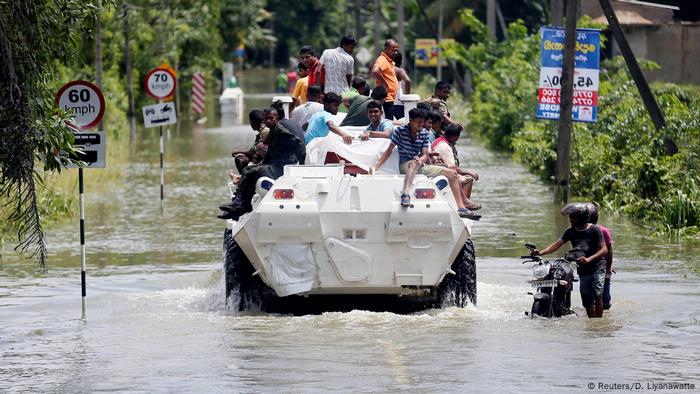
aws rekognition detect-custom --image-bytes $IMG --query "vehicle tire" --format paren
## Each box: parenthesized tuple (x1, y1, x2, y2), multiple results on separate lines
(531, 299, 550, 318)
(552, 287, 569, 317)
(438, 239, 477, 307)
(223, 229, 264, 311)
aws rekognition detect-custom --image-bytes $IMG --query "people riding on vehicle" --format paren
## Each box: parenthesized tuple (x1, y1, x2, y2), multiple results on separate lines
(533, 203, 608, 318)
(290, 62, 309, 111)
(317, 35, 356, 95)
(342, 75, 368, 110)
(420, 81, 459, 127)
(340, 85, 388, 127)
(300, 46, 322, 102)
(371, 108, 481, 220)
(431, 124, 482, 211)
(290, 84, 324, 132)
(361, 100, 394, 139)
(304, 92, 361, 145)
(230, 109, 269, 177)
(218, 108, 306, 220)
(372, 39, 400, 118)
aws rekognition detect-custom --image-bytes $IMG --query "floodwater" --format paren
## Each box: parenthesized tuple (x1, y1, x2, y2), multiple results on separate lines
(2, 101, 699, 392)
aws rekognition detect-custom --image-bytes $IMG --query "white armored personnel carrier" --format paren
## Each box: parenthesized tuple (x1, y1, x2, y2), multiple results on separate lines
(223, 166, 476, 313)
(222, 97, 476, 313)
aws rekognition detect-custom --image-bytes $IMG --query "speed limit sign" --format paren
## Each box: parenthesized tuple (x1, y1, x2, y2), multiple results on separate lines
(55, 80, 105, 130)
(144, 68, 176, 99)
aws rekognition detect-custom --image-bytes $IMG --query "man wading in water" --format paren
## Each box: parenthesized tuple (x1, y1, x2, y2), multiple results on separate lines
(533, 204, 608, 318)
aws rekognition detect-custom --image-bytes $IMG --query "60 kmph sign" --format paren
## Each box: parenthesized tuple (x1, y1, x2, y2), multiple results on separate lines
(144, 68, 176, 99)
(55, 80, 105, 130)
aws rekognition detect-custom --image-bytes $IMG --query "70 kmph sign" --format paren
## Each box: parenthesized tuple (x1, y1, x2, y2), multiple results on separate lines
(144, 68, 176, 99)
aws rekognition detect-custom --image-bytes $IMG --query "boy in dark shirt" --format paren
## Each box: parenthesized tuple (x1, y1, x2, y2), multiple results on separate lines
(534, 203, 608, 318)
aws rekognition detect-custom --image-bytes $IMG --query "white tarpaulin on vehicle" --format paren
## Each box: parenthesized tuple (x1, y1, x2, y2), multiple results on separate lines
(305, 127, 400, 174)
(264, 244, 316, 296)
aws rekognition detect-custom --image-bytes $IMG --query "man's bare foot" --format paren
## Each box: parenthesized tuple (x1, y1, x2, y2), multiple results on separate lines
(229, 170, 241, 184)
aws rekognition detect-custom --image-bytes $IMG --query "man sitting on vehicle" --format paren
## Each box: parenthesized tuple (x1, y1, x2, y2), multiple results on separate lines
(270, 100, 305, 141)
(420, 81, 459, 127)
(218, 108, 306, 220)
(342, 75, 368, 110)
(427, 110, 443, 140)
(371, 108, 480, 220)
(304, 92, 360, 145)
(431, 123, 481, 211)
(290, 84, 324, 132)
(360, 100, 394, 139)
(340, 85, 388, 127)
(229, 109, 269, 181)
(533, 204, 608, 318)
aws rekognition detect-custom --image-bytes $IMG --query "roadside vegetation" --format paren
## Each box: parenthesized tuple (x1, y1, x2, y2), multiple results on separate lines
(444, 10, 699, 237)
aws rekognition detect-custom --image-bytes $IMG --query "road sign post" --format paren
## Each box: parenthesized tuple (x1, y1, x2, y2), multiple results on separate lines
(55, 80, 106, 319)
(143, 68, 177, 205)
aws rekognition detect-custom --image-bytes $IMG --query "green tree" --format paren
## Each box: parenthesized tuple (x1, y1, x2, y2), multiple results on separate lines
(0, 0, 97, 268)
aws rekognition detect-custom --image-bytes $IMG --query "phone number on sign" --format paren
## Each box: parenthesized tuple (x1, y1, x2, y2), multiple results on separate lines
(538, 89, 598, 106)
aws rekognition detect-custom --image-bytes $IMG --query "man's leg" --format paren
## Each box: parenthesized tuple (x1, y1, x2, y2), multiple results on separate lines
(593, 268, 605, 318)
(579, 275, 596, 318)
(603, 278, 612, 310)
(382, 101, 395, 120)
(441, 168, 465, 209)
(225, 165, 273, 213)
(402, 159, 419, 194)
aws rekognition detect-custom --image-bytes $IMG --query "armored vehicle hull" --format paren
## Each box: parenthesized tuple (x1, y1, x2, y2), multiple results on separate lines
(223, 164, 476, 313)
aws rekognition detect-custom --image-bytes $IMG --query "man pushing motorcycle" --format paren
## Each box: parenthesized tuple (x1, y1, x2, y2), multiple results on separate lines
(533, 204, 608, 318)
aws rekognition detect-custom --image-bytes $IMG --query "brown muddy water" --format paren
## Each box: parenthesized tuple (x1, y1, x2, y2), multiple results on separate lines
(1, 85, 699, 392)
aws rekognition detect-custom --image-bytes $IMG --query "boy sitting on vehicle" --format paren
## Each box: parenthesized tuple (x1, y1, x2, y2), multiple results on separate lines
(431, 124, 481, 210)
(360, 100, 394, 139)
(304, 92, 360, 145)
(371, 108, 480, 220)
(533, 204, 608, 318)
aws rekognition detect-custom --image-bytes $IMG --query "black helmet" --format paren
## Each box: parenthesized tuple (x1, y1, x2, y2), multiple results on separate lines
(567, 203, 589, 223)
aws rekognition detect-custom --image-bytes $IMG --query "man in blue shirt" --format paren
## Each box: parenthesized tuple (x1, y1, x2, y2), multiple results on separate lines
(304, 92, 357, 145)
(360, 100, 393, 139)
(372, 108, 480, 220)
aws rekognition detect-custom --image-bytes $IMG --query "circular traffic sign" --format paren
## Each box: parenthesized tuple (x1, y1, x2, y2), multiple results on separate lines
(144, 68, 176, 99)
(55, 80, 105, 130)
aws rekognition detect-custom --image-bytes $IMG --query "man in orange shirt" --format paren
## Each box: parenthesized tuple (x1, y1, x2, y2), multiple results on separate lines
(371, 39, 399, 119)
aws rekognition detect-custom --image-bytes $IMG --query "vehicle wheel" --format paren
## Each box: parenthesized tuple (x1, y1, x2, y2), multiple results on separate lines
(223, 229, 264, 311)
(438, 239, 477, 307)
(531, 299, 550, 318)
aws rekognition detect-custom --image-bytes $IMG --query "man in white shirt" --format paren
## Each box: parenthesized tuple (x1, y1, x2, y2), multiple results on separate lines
(317, 36, 356, 95)
(290, 84, 324, 131)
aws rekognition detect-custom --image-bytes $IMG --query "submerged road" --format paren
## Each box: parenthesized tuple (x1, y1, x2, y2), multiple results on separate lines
(0, 116, 698, 392)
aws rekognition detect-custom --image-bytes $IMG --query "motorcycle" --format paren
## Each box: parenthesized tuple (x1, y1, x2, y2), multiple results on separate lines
(521, 243, 580, 318)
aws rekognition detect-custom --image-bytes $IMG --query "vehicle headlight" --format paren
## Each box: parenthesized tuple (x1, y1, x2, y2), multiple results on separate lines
(532, 263, 550, 279)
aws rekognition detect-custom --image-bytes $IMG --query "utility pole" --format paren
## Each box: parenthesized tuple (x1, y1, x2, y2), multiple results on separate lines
(437, 0, 443, 81)
(598, 0, 677, 155)
(122, 1, 136, 142)
(95, 0, 103, 129)
(551, 0, 563, 26)
(354, 0, 363, 45)
(374, 0, 381, 56)
(487, 0, 497, 39)
(397, 0, 405, 67)
(555, 0, 577, 203)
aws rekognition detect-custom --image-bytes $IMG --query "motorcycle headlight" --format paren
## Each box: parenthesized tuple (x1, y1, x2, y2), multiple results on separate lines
(532, 263, 550, 279)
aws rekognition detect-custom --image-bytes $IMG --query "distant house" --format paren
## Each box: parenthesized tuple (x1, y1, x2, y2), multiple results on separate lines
(580, 0, 700, 84)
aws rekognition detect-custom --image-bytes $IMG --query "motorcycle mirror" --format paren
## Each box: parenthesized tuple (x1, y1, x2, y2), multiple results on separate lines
(525, 242, 536, 250)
